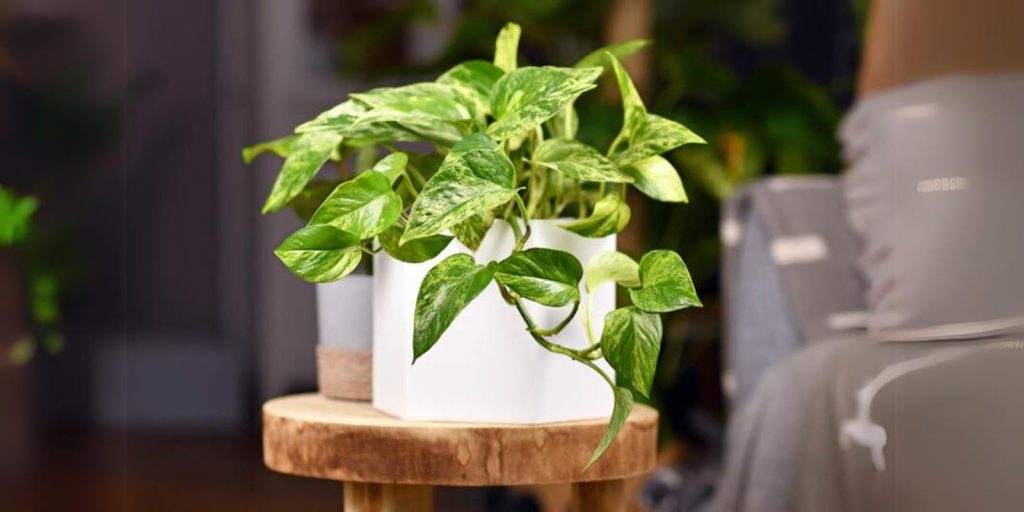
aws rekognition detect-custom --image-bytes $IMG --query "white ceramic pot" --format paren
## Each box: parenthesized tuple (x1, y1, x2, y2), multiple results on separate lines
(373, 219, 615, 424)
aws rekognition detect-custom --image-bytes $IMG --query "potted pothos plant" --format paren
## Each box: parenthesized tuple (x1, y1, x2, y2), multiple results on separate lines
(245, 23, 704, 467)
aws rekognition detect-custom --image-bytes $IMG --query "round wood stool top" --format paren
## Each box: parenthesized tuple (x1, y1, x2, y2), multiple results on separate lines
(263, 393, 658, 486)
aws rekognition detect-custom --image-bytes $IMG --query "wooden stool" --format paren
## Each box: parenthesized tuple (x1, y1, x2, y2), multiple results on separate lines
(263, 393, 658, 511)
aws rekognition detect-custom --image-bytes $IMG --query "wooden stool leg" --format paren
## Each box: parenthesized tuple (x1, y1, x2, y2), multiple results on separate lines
(572, 479, 626, 512)
(343, 482, 433, 512)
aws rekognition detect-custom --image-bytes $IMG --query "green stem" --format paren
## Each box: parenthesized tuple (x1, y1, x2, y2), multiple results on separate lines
(583, 293, 598, 345)
(576, 180, 586, 219)
(508, 211, 524, 247)
(513, 195, 532, 252)
(405, 161, 427, 187)
(526, 166, 546, 218)
(576, 355, 616, 388)
(530, 301, 580, 337)
(507, 293, 600, 361)
(607, 133, 625, 157)
(511, 293, 615, 388)
(401, 171, 419, 198)
(512, 298, 580, 356)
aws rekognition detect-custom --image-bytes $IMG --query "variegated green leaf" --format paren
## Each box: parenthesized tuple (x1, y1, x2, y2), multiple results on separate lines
(413, 254, 496, 361)
(495, 248, 583, 307)
(274, 225, 362, 283)
(370, 152, 408, 184)
(378, 225, 452, 264)
(584, 251, 640, 293)
(493, 22, 521, 72)
(296, 87, 464, 145)
(343, 117, 421, 145)
(242, 134, 298, 164)
(402, 134, 517, 245)
(533, 139, 633, 183)
(350, 83, 475, 146)
(600, 306, 662, 398)
(262, 131, 343, 214)
(629, 250, 701, 313)
(308, 171, 401, 239)
(623, 155, 688, 203)
(613, 114, 706, 166)
(575, 39, 651, 71)
(438, 60, 504, 120)
(608, 53, 646, 143)
(560, 194, 630, 238)
(451, 212, 494, 252)
(488, 66, 602, 141)
(585, 386, 634, 469)
(295, 99, 365, 134)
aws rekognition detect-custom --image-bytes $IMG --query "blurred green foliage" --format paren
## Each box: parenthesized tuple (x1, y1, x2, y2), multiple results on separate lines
(0, 11, 108, 364)
(0, 186, 37, 245)
(0, 187, 67, 364)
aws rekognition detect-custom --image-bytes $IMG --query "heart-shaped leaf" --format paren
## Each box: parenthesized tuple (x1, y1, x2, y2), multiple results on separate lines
(308, 171, 402, 239)
(350, 83, 475, 146)
(242, 134, 298, 164)
(402, 134, 517, 245)
(575, 39, 651, 71)
(295, 99, 365, 134)
(488, 66, 602, 141)
(613, 114, 705, 166)
(623, 155, 688, 203)
(370, 152, 408, 184)
(295, 101, 419, 146)
(262, 131, 343, 214)
(495, 248, 583, 307)
(493, 22, 521, 72)
(605, 52, 704, 167)
(629, 250, 701, 313)
(584, 251, 640, 293)
(413, 254, 497, 362)
(585, 386, 634, 470)
(437, 60, 505, 120)
(274, 225, 362, 283)
(560, 194, 630, 238)
(600, 306, 663, 398)
(533, 139, 633, 183)
(607, 53, 647, 142)
(378, 225, 452, 263)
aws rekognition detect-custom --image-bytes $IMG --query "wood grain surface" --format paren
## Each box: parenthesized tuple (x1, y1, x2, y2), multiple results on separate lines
(343, 482, 433, 512)
(263, 393, 658, 486)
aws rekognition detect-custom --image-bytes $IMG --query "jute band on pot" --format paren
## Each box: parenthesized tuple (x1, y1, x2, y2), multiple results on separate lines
(316, 345, 372, 401)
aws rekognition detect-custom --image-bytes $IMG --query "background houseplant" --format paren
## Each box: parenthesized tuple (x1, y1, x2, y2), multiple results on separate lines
(0, 186, 66, 365)
(247, 23, 704, 465)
